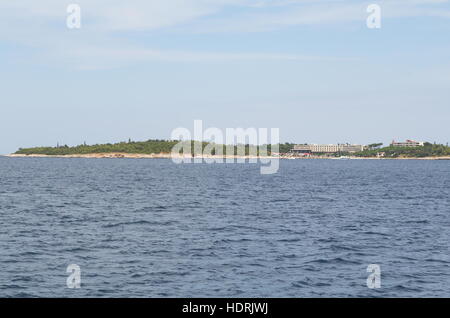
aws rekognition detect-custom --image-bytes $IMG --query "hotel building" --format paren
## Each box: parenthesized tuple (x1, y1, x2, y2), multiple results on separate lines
(293, 144, 365, 154)
(390, 140, 424, 147)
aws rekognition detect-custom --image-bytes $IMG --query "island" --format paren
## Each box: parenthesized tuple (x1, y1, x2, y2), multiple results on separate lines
(8, 140, 288, 159)
(6, 140, 450, 160)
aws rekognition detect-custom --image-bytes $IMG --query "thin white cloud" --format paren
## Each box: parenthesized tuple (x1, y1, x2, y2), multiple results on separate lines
(186, 0, 450, 33)
(51, 44, 356, 70)
(0, 0, 448, 69)
(1, 0, 449, 32)
(0, 0, 249, 30)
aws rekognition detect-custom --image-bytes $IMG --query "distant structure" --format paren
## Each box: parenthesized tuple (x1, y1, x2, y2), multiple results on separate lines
(391, 140, 424, 147)
(293, 144, 365, 154)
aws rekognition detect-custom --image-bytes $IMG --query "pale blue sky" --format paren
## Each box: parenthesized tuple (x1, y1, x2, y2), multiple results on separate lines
(1, 0, 449, 154)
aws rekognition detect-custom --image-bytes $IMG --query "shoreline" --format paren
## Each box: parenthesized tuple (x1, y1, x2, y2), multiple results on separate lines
(4, 153, 450, 160)
(4, 153, 273, 160)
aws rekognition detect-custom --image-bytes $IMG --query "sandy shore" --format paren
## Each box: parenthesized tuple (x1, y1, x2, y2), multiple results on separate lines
(347, 156, 450, 160)
(4, 153, 450, 160)
(303, 156, 450, 160)
(5, 153, 274, 160)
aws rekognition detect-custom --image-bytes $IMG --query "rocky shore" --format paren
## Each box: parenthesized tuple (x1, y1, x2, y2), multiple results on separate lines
(5, 153, 274, 159)
(5, 153, 450, 160)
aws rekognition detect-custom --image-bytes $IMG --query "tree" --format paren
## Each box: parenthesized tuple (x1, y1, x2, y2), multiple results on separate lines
(368, 143, 383, 150)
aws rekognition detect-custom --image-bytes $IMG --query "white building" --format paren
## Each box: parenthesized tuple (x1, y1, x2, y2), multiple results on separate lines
(339, 144, 365, 153)
(391, 140, 424, 147)
(293, 144, 365, 154)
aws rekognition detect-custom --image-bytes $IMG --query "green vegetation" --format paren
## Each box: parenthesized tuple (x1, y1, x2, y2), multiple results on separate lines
(14, 140, 450, 158)
(16, 140, 179, 155)
(15, 139, 287, 156)
(278, 143, 296, 154)
(354, 142, 450, 158)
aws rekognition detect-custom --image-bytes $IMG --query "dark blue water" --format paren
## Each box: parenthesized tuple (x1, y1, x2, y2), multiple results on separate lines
(0, 157, 449, 297)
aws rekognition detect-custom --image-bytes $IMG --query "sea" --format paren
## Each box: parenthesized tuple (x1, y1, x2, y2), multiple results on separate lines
(0, 157, 449, 297)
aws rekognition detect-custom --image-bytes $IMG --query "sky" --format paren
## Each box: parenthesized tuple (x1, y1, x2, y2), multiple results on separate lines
(1, 0, 449, 154)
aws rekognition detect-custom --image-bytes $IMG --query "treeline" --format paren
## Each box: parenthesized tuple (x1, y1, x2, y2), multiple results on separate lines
(15, 140, 296, 156)
(15, 141, 449, 158)
(354, 142, 450, 158)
